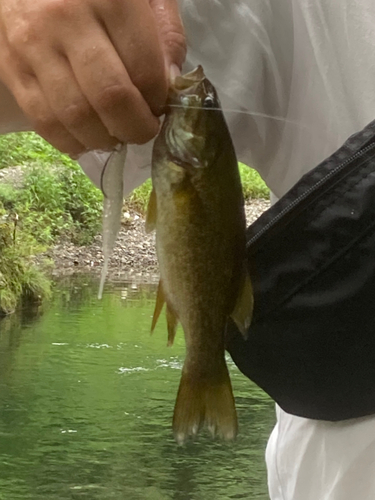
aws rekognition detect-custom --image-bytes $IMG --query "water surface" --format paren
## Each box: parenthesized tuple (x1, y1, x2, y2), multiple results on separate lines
(0, 276, 275, 499)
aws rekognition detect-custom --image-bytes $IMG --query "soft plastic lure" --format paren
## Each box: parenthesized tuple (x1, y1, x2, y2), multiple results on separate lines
(98, 144, 127, 300)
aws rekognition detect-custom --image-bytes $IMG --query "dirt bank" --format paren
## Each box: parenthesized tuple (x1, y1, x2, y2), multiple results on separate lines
(44, 199, 270, 281)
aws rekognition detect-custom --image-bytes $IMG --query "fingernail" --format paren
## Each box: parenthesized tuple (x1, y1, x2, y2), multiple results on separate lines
(169, 64, 181, 83)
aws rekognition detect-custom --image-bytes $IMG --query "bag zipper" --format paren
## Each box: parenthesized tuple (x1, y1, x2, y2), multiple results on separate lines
(247, 140, 375, 248)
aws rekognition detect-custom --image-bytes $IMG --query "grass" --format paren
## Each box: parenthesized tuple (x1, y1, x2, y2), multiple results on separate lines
(0, 132, 269, 314)
(0, 132, 269, 218)
(0, 202, 51, 315)
(0, 133, 103, 245)
(0, 132, 103, 314)
(0, 132, 78, 169)
(239, 163, 270, 200)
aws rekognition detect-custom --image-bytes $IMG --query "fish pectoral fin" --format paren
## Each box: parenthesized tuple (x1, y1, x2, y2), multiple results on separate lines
(151, 280, 165, 333)
(145, 188, 157, 233)
(166, 303, 178, 346)
(230, 272, 254, 339)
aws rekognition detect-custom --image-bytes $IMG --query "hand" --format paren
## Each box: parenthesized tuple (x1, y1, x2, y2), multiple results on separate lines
(0, 0, 186, 155)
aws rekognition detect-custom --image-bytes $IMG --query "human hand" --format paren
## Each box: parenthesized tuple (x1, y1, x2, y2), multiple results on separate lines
(0, 0, 186, 155)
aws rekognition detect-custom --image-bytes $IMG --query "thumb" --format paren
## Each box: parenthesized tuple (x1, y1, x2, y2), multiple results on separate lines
(149, 0, 187, 77)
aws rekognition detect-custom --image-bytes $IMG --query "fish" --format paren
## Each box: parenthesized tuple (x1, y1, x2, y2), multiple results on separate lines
(146, 66, 253, 444)
(98, 144, 127, 300)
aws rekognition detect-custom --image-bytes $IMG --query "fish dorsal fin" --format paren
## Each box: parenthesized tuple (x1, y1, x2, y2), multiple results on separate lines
(151, 280, 165, 333)
(166, 304, 179, 346)
(230, 271, 254, 339)
(145, 188, 157, 234)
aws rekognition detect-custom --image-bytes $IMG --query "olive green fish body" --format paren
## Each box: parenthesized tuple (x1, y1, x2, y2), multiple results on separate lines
(148, 67, 253, 443)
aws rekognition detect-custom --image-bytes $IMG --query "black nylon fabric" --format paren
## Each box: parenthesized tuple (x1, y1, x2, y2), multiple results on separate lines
(227, 119, 375, 421)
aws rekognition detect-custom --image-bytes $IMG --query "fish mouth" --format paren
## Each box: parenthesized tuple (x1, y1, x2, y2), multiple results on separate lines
(173, 66, 206, 91)
(162, 66, 220, 169)
(168, 66, 217, 109)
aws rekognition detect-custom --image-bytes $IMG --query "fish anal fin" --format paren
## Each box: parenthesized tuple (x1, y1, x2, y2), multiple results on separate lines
(230, 272, 254, 339)
(166, 303, 178, 346)
(145, 188, 157, 234)
(151, 280, 165, 333)
(173, 359, 238, 445)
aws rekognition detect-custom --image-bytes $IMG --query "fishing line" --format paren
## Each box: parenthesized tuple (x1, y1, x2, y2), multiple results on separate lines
(100, 150, 116, 199)
(101, 106, 311, 177)
(167, 104, 311, 131)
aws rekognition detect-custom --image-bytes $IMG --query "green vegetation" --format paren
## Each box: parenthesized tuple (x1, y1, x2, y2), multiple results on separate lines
(239, 163, 270, 199)
(0, 131, 78, 169)
(0, 132, 269, 315)
(125, 164, 270, 212)
(0, 132, 103, 314)
(0, 201, 51, 314)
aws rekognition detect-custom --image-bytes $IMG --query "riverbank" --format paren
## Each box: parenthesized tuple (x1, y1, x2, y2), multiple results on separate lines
(42, 199, 270, 282)
(0, 132, 270, 312)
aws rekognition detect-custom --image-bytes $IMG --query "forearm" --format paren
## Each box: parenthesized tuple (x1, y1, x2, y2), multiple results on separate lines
(0, 81, 30, 134)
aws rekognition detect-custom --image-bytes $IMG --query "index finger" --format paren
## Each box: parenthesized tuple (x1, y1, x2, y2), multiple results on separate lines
(63, 21, 161, 143)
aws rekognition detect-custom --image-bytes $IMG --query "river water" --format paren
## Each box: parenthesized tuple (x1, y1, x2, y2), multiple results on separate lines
(0, 276, 275, 499)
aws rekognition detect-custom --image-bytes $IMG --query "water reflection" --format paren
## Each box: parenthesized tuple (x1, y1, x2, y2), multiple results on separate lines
(0, 276, 274, 499)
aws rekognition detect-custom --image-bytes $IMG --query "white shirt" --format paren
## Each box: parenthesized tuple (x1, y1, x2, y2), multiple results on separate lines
(80, 0, 375, 200)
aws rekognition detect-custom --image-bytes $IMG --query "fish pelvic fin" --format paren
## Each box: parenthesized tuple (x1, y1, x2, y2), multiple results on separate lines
(151, 282, 179, 344)
(151, 280, 165, 334)
(230, 271, 254, 339)
(166, 303, 178, 346)
(145, 188, 157, 233)
(173, 358, 238, 445)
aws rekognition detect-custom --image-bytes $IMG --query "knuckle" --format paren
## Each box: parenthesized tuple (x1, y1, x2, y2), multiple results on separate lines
(21, 100, 59, 138)
(95, 83, 133, 111)
(6, 24, 34, 51)
(59, 101, 92, 130)
(17, 93, 44, 119)
(33, 115, 59, 139)
(42, 0, 76, 19)
(5, 0, 76, 50)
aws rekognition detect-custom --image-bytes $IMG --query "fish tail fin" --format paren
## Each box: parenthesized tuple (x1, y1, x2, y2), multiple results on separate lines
(173, 357, 238, 445)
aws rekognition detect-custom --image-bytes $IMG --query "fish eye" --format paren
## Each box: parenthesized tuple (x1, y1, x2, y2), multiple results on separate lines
(181, 96, 190, 107)
(203, 96, 215, 108)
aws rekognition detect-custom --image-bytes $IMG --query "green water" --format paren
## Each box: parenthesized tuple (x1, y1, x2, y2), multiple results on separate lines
(0, 276, 275, 499)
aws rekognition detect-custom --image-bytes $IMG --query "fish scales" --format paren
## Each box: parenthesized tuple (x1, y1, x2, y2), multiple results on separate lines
(147, 66, 253, 444)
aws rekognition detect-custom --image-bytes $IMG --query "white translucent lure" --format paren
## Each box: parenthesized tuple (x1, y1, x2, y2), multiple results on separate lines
(98, 144, 127, 300)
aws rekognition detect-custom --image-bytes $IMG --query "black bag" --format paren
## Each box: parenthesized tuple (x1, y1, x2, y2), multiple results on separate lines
(227, 119, 375, 421)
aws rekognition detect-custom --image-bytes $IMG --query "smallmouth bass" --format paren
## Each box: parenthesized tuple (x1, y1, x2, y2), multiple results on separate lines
(146, 66, 253, 444)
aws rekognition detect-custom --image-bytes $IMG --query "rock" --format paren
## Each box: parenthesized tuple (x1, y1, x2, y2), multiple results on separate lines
(36, 200, 270, 280)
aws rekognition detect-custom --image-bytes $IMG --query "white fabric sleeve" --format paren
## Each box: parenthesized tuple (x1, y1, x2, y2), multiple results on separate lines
(69, 1, 375, 198)
(78, 142, 153, 196)
(79, 0, 293, 197)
